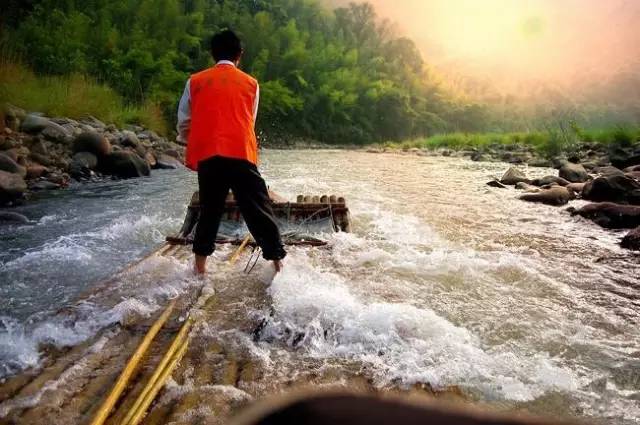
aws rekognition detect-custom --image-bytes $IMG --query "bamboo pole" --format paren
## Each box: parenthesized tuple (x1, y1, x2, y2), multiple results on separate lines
(89, 299, 177, 425)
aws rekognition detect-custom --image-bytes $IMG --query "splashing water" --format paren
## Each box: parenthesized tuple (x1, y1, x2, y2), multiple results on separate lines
(1, 151, 639, 424)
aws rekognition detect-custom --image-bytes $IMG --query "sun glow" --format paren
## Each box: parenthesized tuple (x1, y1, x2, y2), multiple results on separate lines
(331, 0, 639, 88)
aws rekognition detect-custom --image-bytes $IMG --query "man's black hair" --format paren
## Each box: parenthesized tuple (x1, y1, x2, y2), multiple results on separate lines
(210, 29, 243, 62)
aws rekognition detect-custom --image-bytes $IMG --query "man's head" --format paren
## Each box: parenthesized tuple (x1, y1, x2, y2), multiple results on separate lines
(210, 30, 243, 64)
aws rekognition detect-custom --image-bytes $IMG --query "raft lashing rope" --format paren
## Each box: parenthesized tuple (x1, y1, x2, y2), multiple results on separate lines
(165, 190, 352, 249)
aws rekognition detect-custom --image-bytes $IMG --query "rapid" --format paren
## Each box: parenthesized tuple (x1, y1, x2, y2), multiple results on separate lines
(1, 150, 639, 424)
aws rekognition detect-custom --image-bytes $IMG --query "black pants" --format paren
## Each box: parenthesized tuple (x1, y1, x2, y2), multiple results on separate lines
(193, 156, 286, 261)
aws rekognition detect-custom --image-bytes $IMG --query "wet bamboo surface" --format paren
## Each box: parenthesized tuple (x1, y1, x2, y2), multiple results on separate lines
(0, 244, 465, 425)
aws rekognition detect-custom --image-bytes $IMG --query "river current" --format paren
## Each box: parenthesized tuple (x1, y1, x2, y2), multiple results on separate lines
(1, 150, 639, 424)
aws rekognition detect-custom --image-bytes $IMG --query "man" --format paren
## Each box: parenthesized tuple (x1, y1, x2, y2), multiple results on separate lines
(177, 29, 286, 275)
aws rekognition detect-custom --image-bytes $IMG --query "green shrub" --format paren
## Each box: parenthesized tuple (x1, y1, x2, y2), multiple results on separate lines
(0, 59, 168, 134)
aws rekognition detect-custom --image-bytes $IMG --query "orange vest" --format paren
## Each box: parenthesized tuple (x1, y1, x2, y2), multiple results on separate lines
(185, 64, 258, 170)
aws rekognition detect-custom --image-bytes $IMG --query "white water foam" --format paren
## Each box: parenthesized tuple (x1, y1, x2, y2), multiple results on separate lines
(0, 255, 197, 380)
(262, 251, 578, 401)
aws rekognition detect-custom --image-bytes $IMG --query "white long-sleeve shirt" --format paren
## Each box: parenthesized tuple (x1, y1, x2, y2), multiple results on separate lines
(176, 60, 260, 143)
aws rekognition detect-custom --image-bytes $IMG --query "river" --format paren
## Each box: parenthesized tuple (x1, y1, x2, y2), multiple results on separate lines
(1, 150, 639, 424)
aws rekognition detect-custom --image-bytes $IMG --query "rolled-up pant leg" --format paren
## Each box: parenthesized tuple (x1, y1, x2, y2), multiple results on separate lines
(192, 157, 230, 257)
(230, 162, 287, 261)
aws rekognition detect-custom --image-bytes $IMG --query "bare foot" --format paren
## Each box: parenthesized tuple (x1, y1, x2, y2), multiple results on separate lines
(273, 259, 283, 273)
(195, 255, 207, 275)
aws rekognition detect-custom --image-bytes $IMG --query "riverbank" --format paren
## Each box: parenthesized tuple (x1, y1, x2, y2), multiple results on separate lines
(0, 104, 185, 212)
(364, 141, 640, 251)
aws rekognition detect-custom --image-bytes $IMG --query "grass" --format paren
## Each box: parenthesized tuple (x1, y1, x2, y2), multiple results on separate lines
(0, 58, 168, 134)
(382, 125, 640, 158)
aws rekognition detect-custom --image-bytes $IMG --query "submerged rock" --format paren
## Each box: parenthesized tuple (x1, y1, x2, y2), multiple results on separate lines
(582, 174, 640, 205)
(519, 186, 573, 206)
(621, 227, 640, 251)
(559, 162, 589, 183)
(0, 211, 29, 224)
(569, 202, 640, 229)
(500, 167, 529, 185)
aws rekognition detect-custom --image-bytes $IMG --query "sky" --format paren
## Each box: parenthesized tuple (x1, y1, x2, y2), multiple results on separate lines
(329, 0, 640, 92)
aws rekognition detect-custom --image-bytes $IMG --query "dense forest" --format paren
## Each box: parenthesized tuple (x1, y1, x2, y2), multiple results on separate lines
(1, 0, 638, 144)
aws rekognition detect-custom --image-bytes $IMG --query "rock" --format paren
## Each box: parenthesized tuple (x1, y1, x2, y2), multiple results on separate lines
(70, 151, 98, 179)
(20, 114, 50, 134)
(25, 136, 48, 156)
(565, 182, 586, 196)
(0, 211, 29, 225)
(30, 180, 61, 191)
(559, 163, 589, 183)
(163, 148, 182, 160)
(0, 152, 26, 177)
(46, 172, 70, 187)
(82, 116, 106, 129)
(0, 170, 27, 205)
(531, 175, 571, 187)
(609, 147, 640, 169)
(582, 174, 640, 205)
(72, 151, 98, 169)
(500, 167, 529, 185)
(621, 227, 640, 250)
(101, 151, 150, 178)
(593, 166, 624, 177)
(486, 179, 507, 189)
(154, 153, 182, 170)
(144, 151, 157, 168)
(528, 158, 552, 168)
(519, 186, 573, 206)
(570, 202, 640, 229)
(624, 165, 640, 173)
(470, 152, 485, 162)
(515, 182, 540, 192)
(41, 123, 71, 144)
(26, 164, 48, 179)
(29, 152, 52, 166)
(73, 131, 111, 157)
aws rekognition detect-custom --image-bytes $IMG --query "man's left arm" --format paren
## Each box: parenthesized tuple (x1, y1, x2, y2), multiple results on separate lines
(253, 83, 260, 126)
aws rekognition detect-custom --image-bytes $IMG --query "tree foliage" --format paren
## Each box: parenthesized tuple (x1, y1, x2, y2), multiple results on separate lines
(5, 0, 488, 143)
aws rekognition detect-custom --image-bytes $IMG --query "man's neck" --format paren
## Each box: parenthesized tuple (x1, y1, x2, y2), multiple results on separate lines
(216, 60, 236, 67)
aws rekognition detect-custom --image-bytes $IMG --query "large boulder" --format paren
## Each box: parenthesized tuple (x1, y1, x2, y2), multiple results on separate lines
(0, 170, 27, 205)
(569, 202, 640, 229)
(582, 174, 640, 205)
(531, 175, 571, 187)
(73, 131, 111, 157)
(519, 186, 573, 206)
(559, 163, 589, 183)
(621, 227, 640, 251)
(0, 152, 26, 177)
(500, 167, 529, 185)
(154, 153, 182, 169)
(101, 151, 150, 178)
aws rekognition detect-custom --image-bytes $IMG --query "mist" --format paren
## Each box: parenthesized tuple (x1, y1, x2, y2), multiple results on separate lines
(329, 0, 640, 120)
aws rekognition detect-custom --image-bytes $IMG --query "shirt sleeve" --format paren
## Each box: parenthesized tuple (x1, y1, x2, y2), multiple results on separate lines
(177, 79, 191, 143)
(253, 84, 260, 126)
